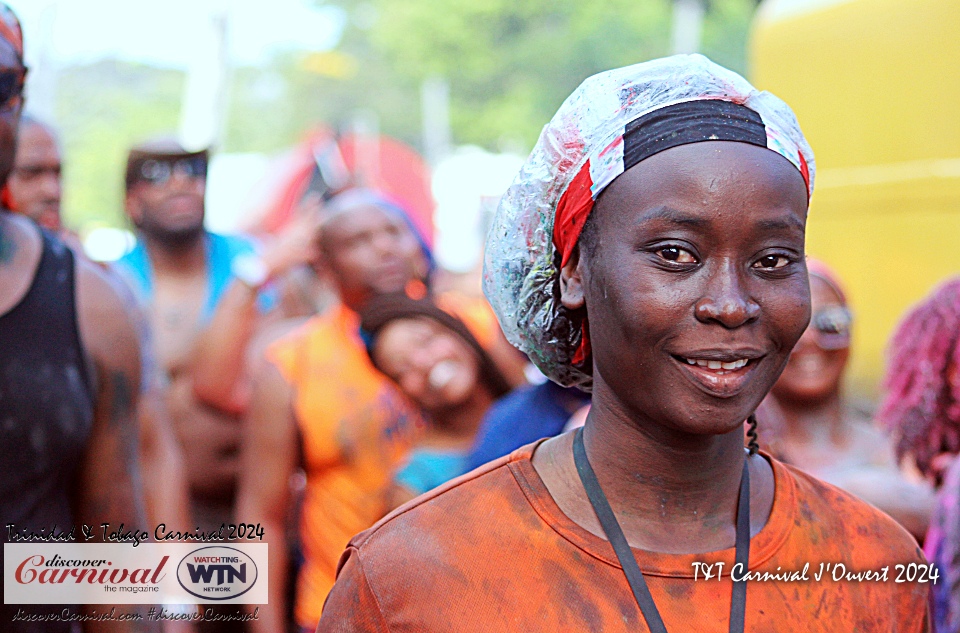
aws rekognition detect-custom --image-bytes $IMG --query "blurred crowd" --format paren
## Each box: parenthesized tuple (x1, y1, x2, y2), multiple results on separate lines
(1, 4, 959, 633)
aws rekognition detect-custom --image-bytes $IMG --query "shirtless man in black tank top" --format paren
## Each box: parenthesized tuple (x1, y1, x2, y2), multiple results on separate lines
(0, 7, 157, 631)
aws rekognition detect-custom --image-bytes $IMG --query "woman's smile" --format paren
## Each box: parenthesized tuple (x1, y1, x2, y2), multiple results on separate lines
(672, 352, 764, 398)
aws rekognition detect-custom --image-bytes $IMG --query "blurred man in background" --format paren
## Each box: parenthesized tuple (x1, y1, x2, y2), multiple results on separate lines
(113, 139, 269, 542)
(5, 113, 84, 251)
(0, 5, 156, 631)
(113, 139, 276, 633)
(238, 193, 432, 633)
(6, 114, 62, 230)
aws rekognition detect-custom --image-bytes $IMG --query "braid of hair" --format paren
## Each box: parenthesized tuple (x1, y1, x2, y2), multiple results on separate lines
(746, 413, 760, 456)
(878, 278, 960, 476)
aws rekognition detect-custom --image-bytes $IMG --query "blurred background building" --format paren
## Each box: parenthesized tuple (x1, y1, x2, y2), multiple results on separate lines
(751, 0, 960, 395)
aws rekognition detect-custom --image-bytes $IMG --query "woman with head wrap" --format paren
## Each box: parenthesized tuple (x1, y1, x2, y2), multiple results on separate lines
(758, 259, 933, 540)
(317, 55, 927, 632)
(879, 279, 960, 632)
(359, 293, 512, 500)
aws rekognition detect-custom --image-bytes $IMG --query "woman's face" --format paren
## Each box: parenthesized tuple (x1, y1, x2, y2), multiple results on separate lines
(563, 141, 810, 437)
(373, 317, 481, 412)
(772, 275, 850, 404)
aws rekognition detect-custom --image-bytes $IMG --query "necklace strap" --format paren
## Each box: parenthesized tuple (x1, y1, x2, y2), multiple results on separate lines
(572, 428, 750, 633)
(729, 446, 751, 633)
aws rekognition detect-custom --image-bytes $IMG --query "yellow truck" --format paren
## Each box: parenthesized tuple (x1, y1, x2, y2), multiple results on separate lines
(750, 0, 960, 395)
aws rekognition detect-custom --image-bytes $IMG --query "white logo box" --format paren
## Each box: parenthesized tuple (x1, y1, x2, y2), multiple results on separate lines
(4, 543, 268, 604)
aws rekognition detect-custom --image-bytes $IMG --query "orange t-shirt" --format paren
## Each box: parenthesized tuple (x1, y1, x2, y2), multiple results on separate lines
(266, 304, 424, 629)
(318, 439, 930, 632)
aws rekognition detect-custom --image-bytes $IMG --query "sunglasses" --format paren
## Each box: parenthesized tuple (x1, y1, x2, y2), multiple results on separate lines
(0, 67, 26, 112)
(137, 156, 207, 186)
(809, 305, 852, 350)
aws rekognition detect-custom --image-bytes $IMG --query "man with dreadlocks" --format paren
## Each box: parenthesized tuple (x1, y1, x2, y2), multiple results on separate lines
(879, 278, 960, 633)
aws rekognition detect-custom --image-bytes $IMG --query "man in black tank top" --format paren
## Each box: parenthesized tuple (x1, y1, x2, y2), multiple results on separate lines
(0, 6, 157, 632)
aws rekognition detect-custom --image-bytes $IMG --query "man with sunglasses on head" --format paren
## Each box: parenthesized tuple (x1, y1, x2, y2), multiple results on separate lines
(757, 258, 934, 541)
(113, 139, 272, 562)
(0, 5, 157, 631)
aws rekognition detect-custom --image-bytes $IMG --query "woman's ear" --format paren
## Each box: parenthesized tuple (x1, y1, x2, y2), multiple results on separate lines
(559, 245, 586, 310)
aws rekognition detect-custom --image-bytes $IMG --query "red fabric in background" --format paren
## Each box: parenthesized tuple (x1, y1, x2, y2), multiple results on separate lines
(253, 129, 435, 247)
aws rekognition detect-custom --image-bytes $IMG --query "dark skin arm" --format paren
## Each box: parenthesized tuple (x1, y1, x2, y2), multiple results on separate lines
(137, 384, 192, 534)
(190, 281, 268, 414)
(105, 265, 194, 533)
(75, 257, 159, 632)
(106, 263, 196, 633)
(236, 361, 299, 633)
(192, 200, 321, 414)
(137, 386, 199, 633)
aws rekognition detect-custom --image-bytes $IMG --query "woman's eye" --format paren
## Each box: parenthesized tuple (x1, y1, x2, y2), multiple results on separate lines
(753, 255, 790, 269)
(657, 246, 697, 264)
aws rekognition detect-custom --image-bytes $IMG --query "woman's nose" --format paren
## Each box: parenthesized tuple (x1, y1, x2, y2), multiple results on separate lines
(694, 262, 760, 328)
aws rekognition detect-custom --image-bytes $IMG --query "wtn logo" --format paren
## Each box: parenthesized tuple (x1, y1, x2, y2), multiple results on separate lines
(186, 562, 246, 585)
(177, 547, 258, 600)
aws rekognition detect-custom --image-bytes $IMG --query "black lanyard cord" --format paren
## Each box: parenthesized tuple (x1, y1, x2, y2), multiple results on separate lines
(572, 428, 750, 633)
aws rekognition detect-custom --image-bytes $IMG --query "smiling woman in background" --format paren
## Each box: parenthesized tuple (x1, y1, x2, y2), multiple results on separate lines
(758, 258, 934, 540)
(317, 55, 928, 632)
(879, 278, 960, 632)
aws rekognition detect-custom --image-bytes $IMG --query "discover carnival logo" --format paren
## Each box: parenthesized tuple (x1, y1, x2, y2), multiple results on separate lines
(4, 543, 267, 604)
(176, 546, 258, 600)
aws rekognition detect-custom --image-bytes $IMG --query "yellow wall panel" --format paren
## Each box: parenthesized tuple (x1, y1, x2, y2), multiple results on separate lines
(749, 0, 960, 396)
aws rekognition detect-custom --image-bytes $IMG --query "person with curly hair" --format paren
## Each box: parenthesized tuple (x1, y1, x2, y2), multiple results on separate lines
(879, 279, 960, 632)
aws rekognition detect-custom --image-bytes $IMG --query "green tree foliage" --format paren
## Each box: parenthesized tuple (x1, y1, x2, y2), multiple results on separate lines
(52, 1, 758, 231)
(328, 0, 759, 149)
(223, 0, 760, 157)
(55, 61, 183, 230)
(366, 0, 672, 147)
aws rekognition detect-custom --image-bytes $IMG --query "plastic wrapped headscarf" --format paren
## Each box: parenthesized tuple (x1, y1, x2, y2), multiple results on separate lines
(483, 54, 815, 390)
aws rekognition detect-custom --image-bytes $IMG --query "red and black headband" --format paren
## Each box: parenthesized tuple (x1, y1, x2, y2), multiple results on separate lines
(554, 99, 811, 268)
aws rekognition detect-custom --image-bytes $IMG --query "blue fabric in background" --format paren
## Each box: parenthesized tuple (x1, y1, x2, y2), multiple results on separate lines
(395, 449, 469, 496)
(115, 231, 276, 320)
(464, 381, 590, 473)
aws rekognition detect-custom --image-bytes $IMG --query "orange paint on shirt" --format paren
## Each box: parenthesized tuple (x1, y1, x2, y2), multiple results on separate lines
(267, 304, 424, 629)
(318, 440, 930, 632)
